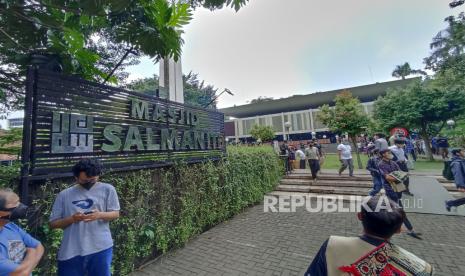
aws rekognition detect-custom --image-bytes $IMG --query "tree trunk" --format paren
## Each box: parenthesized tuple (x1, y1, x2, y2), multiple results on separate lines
(350, 136, 363, 169)
(420, 129, 434, 161)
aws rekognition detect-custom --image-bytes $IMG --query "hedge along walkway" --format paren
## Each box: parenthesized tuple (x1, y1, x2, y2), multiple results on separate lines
(132, 201, 465, 276)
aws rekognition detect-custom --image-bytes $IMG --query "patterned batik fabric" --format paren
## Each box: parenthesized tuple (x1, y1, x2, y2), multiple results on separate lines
(338, 242, 433, 276)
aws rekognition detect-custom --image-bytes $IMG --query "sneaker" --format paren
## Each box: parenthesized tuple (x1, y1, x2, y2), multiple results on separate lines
(445, 201, 451, 212)
(407, 232, 423, 240)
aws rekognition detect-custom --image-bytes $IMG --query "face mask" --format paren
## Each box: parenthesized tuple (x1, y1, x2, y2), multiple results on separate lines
(0, 203, 28, 220)
(80, 180, 97, 190)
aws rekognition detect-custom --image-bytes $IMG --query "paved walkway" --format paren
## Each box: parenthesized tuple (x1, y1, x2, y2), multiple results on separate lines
(132, 201, 465, 276)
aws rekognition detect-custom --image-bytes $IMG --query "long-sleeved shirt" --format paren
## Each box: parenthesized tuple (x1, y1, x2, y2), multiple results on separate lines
(377, 159, 401, 200)
(377, 159, 400, 176)
(366, 156, 380, 177)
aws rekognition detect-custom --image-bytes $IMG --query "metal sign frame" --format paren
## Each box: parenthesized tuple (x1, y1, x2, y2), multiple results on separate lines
(20, 67, 225, 199)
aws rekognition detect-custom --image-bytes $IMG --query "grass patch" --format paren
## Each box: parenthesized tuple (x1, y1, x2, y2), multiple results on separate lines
(320, 154, 444, 172)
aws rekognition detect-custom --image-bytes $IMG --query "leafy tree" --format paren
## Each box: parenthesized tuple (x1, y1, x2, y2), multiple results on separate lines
(126, 71, 218, 108)
(126, 75, 161, 96)
(424, 13, 465, 72)
(249, 124, 275, 142)
(0, 0, 247, 113)
(373, 80, 465, 160)
(317, 91, 369, 169)
(391, 62, 425, 80)
(183, 72, 218, 109)
(248, 96, 274, 104)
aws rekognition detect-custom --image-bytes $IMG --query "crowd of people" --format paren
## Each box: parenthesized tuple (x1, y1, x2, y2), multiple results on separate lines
(279, 139, 324, 182)
(0, 159, 119, 276)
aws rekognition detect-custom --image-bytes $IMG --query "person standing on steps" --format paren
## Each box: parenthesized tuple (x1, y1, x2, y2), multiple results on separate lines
(305, 141, 320, 183)
(337, 138, 354, 177)
(295, 145, 306, 170)
(445, 149, 465, 211)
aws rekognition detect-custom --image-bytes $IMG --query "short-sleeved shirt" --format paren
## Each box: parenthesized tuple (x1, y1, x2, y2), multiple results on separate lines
(337, 144, 352, 160)
(305, 147, 319, 160)
(49, 182, 120, 261)
(0, 223, 40, 275)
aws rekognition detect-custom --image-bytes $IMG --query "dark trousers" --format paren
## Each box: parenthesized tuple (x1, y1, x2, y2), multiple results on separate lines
(308, 159, 320, 179)
(369, 175, 383, 196)
(300, 159, 306, 169)
(58, 247, 112, 276)
(410, 151, 417, 162)
(447, 197, 465, 208)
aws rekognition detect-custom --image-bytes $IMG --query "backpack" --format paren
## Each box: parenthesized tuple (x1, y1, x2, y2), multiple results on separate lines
(443, 161, 454, 181)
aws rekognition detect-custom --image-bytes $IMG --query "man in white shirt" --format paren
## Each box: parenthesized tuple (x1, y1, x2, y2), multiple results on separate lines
(295, 146, 306, 169)
(337, 139, 354, 177)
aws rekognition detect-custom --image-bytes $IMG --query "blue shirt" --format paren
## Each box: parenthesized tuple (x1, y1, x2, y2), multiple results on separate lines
(49, 182, 120, 261)
(0, 223, 40, 276)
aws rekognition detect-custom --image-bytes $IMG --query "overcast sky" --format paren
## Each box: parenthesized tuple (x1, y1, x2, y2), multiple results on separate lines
(128, 0, 459, 109)
(0, 1, 460, 128)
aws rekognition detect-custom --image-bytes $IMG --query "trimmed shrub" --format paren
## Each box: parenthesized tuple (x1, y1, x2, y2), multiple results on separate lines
(0, 145, 282, 275)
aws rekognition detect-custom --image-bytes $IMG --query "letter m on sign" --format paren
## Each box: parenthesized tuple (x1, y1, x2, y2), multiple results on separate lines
(131, 99, 150, 120)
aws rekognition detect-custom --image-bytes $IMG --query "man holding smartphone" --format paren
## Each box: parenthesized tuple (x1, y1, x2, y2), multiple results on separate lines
(49, 159, 120, 276)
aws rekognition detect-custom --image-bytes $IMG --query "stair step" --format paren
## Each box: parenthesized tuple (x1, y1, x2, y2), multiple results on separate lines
(279, 179, 373, 188)
(276, 185, 311, 193)
(308, 186, 370, 196)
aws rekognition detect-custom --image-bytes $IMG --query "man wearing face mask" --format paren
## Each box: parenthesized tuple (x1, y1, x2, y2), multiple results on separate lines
(49, 159, 120, 276)
(0, 189, 44, 276)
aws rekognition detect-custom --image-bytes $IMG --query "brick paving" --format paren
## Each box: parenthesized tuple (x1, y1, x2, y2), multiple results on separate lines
(132, 201, 465, 276)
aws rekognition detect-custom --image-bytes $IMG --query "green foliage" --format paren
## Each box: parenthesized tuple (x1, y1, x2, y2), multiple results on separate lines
(0, 128, 22, 155)
(127, 71, 218, 108)
(374, 80, 465, 133)
(0, 146, 281, 275)
(0, 0, 246, 113)
(391, 62, 425, 80)
(318, 91, 369, 137)
(248, 96, 274, 104)
(373, 80, 465, 160)
(318, 91, 369, 169)
(425, 13, 465, 72)
(441, 117, 465, 148)
(249, 124, 275, 142)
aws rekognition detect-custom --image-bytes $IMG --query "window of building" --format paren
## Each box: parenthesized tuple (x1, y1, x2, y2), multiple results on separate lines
(271, 116, 282, 132)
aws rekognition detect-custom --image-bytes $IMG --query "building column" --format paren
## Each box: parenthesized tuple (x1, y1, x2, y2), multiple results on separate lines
(159, 57, 184, 103)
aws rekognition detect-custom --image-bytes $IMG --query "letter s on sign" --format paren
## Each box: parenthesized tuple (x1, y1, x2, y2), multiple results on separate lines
(102, 125, 123, 152)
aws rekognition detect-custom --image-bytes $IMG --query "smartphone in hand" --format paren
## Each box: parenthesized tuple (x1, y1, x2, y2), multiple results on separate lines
(83, 210, 95, 215)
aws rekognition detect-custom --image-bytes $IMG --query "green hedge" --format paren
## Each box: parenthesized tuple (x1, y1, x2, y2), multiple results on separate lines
(0, 145, 283, 275)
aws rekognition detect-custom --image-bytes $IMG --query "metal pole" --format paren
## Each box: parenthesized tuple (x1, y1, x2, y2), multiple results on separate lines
(203, 90, 226, 108)
(19, 67, 36, 204)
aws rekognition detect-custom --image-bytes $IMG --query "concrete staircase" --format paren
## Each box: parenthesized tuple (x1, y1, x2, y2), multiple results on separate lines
(274, 170, 461, 198)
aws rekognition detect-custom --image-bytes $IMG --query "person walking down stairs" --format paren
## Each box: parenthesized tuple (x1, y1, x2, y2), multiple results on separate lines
(305, 141, 320, 184)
